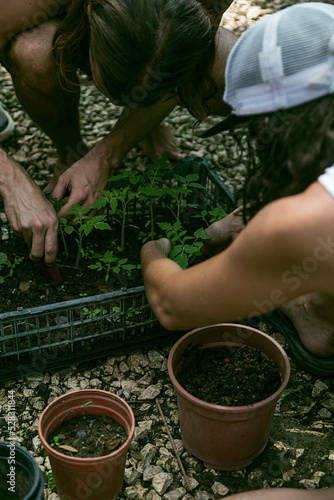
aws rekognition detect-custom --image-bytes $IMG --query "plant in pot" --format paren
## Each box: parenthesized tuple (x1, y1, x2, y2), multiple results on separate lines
(168, 323, 290, 471)
(0, 440, 45, 500)
(38, 389, 135, 500)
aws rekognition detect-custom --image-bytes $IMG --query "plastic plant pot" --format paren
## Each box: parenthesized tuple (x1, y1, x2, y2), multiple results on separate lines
(0, 441, 45, 500)
(38, 389, 135, 500)
(168, 323, 290, 471)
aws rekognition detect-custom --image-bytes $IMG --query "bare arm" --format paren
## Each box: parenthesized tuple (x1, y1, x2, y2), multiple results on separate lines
(141, 182, 334, 330)
(226, 487, 334, 500)
(53, 97, 177, 216)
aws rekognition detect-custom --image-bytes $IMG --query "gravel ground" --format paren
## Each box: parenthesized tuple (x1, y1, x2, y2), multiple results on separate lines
(1, 1, 334, 499)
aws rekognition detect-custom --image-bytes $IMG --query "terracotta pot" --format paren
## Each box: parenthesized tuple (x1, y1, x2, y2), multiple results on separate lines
(168, 323, 290, 471)
(38, 389, 135, 500)
(0, 440, 44, 500)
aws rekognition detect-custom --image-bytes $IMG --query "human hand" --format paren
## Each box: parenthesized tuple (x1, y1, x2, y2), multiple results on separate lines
(4, 182, 58, 265)
(153, 237, 172, 256)
(201, 207, 244, 255)
(52, 150, 111, 220)
(142, 238, 172, 258)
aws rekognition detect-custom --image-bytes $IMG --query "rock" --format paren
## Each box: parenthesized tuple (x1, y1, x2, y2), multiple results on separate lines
(143, 465, 163, 482)
(139, 385, 161, 400)
(124, 486, 138, 499)
(162, 487, 187, 499)
(146, 491, 162, 500)
(312, 380, 328, 397)
(124, 467, 141, 485)
(299, 479, 317, 489)
(148, 351, 165, 369)
(322, 398, 334, 412)
(211, 482, 229, 496)
(152, 472, 174, 495)
(32, 435, 42, 453)
(318, 408, 332, 418)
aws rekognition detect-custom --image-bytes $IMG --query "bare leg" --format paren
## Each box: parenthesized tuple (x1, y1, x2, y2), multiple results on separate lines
(280, 293, 334, 357)
(0, 20, 89, 189)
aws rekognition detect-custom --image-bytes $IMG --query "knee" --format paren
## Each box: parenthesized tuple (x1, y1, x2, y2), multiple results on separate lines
(1, 21, 59, 92)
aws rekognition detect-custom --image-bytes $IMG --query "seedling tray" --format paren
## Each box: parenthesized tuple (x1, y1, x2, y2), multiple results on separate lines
(0, 157, 235, 381)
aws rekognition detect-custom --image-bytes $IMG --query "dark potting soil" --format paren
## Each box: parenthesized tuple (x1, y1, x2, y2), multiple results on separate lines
(0, 205, 206, 315)
(177, 345, 282, 406)
(0, 461, 34, 500)
(47, 414, 128, 458)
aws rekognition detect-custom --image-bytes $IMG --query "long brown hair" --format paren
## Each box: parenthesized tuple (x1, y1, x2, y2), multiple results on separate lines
(53, 0, 219, 119)
(239, 95, 334, 222)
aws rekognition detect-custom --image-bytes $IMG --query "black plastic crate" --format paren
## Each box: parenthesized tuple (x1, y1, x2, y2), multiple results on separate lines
(0, 157, 235, 381)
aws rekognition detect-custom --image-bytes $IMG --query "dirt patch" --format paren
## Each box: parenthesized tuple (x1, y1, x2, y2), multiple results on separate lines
(177, 345, 282, 406)
(47, 414, 128, 458)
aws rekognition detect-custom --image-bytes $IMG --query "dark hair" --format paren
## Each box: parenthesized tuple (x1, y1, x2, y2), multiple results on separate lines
(53, 0, 218, 119)
(239, 95, 334, 222)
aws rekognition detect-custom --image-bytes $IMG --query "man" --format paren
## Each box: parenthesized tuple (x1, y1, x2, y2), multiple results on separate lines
(0, 0, 235, 265)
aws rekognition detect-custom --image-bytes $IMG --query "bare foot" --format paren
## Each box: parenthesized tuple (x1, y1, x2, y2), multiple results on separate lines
(139, 122, 185, 163)
(280, 293, 334, 357)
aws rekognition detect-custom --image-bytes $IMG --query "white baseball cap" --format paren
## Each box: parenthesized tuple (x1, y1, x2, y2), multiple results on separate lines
(201, 2, 334, 137)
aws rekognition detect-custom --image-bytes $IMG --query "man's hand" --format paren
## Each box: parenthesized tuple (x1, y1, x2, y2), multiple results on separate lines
(52, 146, 112, 219)
(202, 207, 244, 255)
(3, 174, 58, 265)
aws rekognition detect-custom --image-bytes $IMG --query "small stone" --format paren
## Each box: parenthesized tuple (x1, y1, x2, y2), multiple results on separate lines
(32, 435, 42, 453)
(139, 385, 161, 400)
(152, 472, 174, 495)
(312, 380, 328, 397)
(299, 479, 317, 489)
(211, 482, 229, 496)
(120, 361, 130, 373)
(318, 408, 332, 419)
(146, 491, 162, 500)
(124, 486, 138, 499)
(89, 378, 101, 387)
(143, 465, 163, 482)
(162, 487, 186, 500)
(124, 468, 141, 485)
(322, 399, 334, 412)
(148, 351, 165, 368)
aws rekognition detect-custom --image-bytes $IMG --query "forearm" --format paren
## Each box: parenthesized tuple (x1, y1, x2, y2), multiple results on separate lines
(0, 148, 35, 200)
(93, 98, 178, 173)
(141, 241, 184, 330)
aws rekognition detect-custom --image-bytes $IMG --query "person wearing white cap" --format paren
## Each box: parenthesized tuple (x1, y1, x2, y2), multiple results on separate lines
(141, 2, 334, 381)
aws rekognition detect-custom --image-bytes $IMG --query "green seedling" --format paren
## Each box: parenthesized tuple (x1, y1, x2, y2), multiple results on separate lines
(51, 436, 60, 447)
(88, 250, 140, 282)
(158, 220, 210, 269)
(61, 204, 111, 267)
(0, 252, 24, 283)
(163, 173, 206, 223)
(83, 307, 108, 319)
(137, 157, 170, 240)
(193, 207, 228, 225)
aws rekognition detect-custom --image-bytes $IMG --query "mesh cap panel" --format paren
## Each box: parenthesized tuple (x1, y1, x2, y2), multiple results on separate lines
(224, 2, 334, 116)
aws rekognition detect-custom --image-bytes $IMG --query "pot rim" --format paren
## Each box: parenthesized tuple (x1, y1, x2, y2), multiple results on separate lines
(38, 389, 135, 463)
(168, 323, 290, 412)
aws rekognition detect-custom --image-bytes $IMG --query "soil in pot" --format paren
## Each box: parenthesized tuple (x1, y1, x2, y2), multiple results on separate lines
(47, 414, 128, 458)
(177, 345, 282, 406)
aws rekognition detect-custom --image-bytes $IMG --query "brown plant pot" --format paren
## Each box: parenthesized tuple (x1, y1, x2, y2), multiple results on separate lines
(168, 323, 290, 471)
(38, 389, 135, 500)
